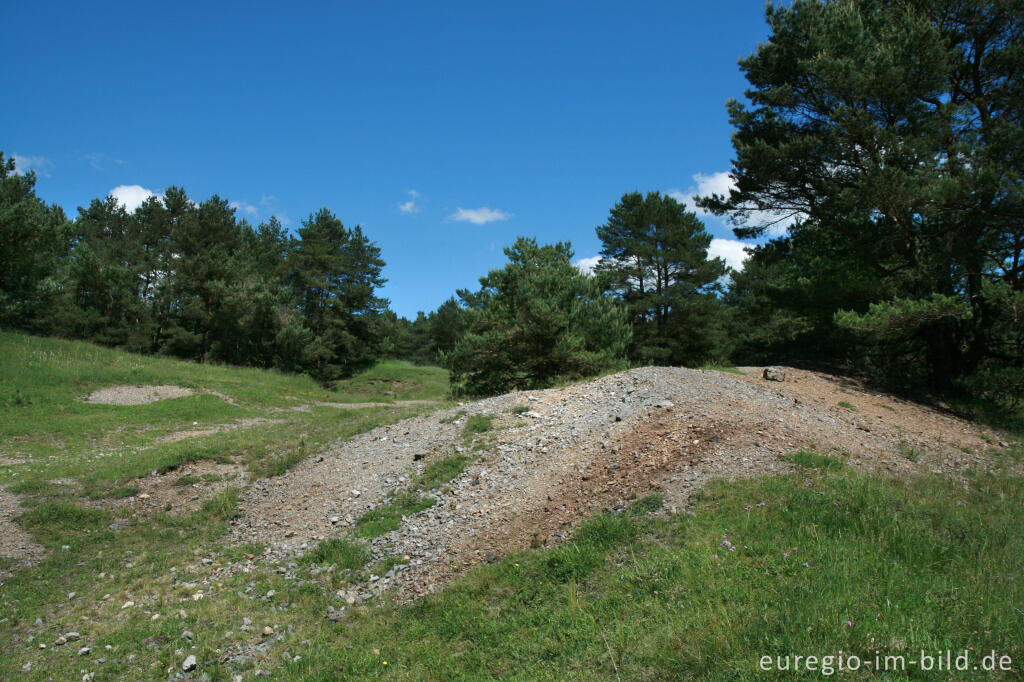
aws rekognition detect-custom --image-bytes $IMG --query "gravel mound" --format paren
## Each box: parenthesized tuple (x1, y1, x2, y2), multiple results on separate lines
(230, 366, 1016, 600)
(84, 385, 194, 405)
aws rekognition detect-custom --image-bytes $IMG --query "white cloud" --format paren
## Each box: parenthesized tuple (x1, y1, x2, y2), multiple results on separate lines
(450, 207, 512, 225)
(708, 238, 751, 272)
(11, 154, 53, 178)
(574, 255, 601, 275)
(668, 171, 734, 217)
(670, 171, 799, 234)
(230, 199, 259, 217)
(109, 185, 162, 213)
(398, 189, 420, 214)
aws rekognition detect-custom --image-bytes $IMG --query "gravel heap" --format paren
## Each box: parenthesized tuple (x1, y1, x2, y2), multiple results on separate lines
(230, 366, 1014, 600)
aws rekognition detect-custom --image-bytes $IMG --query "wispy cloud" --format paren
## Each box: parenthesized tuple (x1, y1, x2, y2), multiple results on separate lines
(230, 199, 259, 217)
(398, 189, 420, 214)
(11, 154, 53, 178)
(450, 207, 512, 225)
(109, 185, 163, 213)
(258, 195, 291, 226)
(83, 153, 125, 171)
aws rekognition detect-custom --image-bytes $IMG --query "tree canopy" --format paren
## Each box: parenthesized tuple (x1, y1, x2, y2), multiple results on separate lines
(701, 0, 1024, 397)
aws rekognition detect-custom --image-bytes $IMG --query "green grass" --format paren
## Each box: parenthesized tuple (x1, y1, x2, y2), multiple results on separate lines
(412, 454, 473, 491)
(353, 492, 436, 539)
(0, 332, 449, 496)
(628, 492, 664, 515)
(330, 360, 450, 402)
(462, 413, 495, 437)
(784, 450, 846, 470)
(838, 400, 858, 411)
(299, 538, 369, 570)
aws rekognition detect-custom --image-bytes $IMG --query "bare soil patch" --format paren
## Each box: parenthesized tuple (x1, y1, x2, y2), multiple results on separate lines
(84, 385, 194, 405)
(109, 460, 247, 516)
(0, 487, 46, 577)
(155, 417, 285, 444)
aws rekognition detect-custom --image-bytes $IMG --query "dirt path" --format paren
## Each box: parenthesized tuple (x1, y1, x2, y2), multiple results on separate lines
(230, 366, 1017, 600)
(0, 487, 46, 578)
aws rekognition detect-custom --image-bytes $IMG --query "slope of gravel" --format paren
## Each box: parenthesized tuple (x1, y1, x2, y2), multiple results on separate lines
(230, 366, 1016, 600)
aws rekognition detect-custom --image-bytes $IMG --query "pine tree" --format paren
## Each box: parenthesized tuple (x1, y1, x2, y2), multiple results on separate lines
(291, 209, 386, 380)
(448, 237, 630, 395)
(596, 191, 727, 365)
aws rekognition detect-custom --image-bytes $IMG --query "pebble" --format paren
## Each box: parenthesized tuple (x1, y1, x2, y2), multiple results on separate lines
(182, 654, 197, 671)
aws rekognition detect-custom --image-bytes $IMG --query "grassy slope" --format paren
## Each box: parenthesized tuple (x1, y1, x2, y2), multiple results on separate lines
(1, 332, 1022, 680)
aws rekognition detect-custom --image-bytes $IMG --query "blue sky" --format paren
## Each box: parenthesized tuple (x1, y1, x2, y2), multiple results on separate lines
(4, 1, 776, 318)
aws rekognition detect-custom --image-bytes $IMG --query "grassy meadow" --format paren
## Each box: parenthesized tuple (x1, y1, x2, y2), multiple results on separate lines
(1, 332, 1022, 680)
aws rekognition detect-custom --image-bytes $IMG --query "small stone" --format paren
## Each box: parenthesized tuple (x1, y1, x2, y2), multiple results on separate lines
(262, 626, 274, 636)
(78, 646, 91, 656)
(122, 601, 134, 609)
(150, 613, 161, 621)
(182, 630, 195, 641)
(55, 636, 67, 646)
(182, 654, 197, 671)
(763, 367, 786, 382)
(65, 632, 81, 642)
